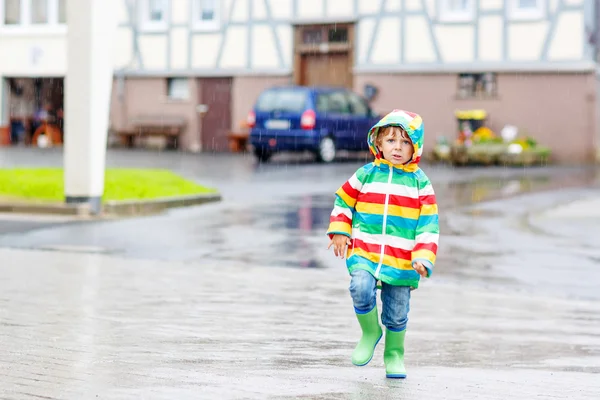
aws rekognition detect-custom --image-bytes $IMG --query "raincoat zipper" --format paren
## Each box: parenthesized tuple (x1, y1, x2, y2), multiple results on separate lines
(374, 167, 393, 279)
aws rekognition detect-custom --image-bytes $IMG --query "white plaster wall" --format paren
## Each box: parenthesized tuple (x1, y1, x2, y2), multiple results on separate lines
(0, 35, 66, 76)
(254, 0, 268, 19)
(113, 28, 134, 69)
(172, 0, 190, 24)
(358, 0, 381, 15)
(435, 25, 475, 63)
(231, 0, 249, 22)
(480, 0, 503, 10)
(268, 0, 292, 19)
(424, 0, 436, 19)
(326, 0, 354, 18)
(370, 17, 400, 64)
(386, 0, 402, 12)
(548, 11, 584, 60)
(220, 26, 248, 68)
(191, 34, 220, 68)
(478, 15, 503, 62)
(171, 28, 189, 69)
(276, 24, 293, 68)
(404, 16, 436, 63)
(252, 24, 279, 68)
(138, 36, 168, 70)
(116, 0, 130, 23)
(298, 0, 323, 19)
(405, 0, 422, 11)
(508, 21, 549, 61)
(357, 17, 375, 64)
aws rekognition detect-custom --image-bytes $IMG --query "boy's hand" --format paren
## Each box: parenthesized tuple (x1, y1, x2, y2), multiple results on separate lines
(413, 262, 428, 278)
(327, 234, 351, 259)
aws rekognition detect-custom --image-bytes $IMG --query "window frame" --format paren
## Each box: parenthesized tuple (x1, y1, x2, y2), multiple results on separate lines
(318, 91, 351, 115)
(438, 0, 475, 23)
(138, 0, 169, 33)
(191, 0, 221, 32)
(456, 72, 498, 99)
(0, 0, 66, 33)
(345, 91, 370, 117)
(166, 78, 190, 101)
(507, 0, 546, 21)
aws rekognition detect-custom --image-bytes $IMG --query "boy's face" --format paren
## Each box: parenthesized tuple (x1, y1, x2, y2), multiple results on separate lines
(377, 127, 414, 165)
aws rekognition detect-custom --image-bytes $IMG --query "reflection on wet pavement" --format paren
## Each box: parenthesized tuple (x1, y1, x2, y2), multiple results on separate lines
(1, 151, 600, 398)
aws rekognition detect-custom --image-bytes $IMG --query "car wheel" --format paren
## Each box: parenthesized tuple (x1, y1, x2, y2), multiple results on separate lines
(254, 148, 272, 163)
(316, 136, 336, 163)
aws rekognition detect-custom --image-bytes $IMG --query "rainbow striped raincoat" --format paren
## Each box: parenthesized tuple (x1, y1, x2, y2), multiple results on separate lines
(326, 109, 439, 288)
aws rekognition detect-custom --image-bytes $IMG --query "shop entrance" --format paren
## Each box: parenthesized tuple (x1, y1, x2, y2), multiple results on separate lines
(4, 77, 64, 147)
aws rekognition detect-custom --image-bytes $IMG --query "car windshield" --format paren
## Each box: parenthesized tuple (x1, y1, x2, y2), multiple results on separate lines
(255, 89, 307, 113)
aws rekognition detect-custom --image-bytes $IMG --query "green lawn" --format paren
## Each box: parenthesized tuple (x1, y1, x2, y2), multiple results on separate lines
(0, 168, 217, 203)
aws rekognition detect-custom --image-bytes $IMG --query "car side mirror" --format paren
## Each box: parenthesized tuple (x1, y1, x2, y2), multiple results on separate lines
(364, 84, 378, 102)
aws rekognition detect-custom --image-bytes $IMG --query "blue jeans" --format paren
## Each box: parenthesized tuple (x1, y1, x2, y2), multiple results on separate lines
(349, 269, 411, 332)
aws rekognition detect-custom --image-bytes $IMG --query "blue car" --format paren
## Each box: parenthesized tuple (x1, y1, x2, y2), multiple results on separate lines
(248, 86, 381, 163)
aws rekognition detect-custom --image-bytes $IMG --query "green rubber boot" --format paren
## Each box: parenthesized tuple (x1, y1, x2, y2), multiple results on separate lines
(384, 329, 407, 378)
(351, 307, 383, 366)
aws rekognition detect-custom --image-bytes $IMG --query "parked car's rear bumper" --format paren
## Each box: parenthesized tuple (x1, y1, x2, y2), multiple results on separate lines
(250, 129, 320, 152)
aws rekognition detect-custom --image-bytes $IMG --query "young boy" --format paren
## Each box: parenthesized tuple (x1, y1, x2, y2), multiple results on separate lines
(326, 109, 439, 379)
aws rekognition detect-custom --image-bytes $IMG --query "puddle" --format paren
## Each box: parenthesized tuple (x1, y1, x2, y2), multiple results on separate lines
(441, 169, 599, 208)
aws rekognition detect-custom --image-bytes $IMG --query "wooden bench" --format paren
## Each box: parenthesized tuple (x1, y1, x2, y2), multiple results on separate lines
(117, 116, 187, 149)
(227, 130, 250, 152)
(227, 120, 250, 153)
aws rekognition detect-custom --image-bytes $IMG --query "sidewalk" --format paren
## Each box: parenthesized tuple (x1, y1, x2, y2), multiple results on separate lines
(441, 186, 600, 301)
(526, 188, 600, 249)
(0, 239, 599, 399)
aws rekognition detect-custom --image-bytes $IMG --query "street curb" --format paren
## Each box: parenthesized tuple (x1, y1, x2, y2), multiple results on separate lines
(0, 192, 221, 218)
(102, 192, 221, 216)
(0, 201, 92, 216)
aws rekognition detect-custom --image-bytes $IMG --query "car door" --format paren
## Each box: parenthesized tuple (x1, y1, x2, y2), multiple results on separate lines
(316, 90, 353, 150)
(346, 91, 374, 151)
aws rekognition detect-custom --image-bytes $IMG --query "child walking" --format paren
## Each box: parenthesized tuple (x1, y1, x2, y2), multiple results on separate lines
(327, 109, 439, 378)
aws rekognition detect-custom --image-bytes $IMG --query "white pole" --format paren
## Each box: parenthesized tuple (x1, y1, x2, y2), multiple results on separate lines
(63, 0, 117, 214)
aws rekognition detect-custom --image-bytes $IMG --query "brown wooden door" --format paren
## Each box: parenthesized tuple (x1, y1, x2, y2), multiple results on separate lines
(300, 53, 352, 89)
(198, 77, 232, 152)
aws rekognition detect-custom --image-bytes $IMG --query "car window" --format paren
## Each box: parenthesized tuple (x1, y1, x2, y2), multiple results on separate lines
(347, 92, 369, 117)
(316, 91, 350, 114)
(255, 89, 307, 113)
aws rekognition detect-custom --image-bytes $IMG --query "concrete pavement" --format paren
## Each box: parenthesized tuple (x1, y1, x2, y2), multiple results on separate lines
(1, 188, 599, 399)
(0, 243, 598, 399)
(0, 149, 599, 398)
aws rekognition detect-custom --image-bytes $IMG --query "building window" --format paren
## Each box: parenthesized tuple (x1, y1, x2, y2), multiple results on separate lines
(1, 0, 66, 28)
(457, 73, 497, 99)
(167, 78, 190, 101)
(328, 26, 348, 43)
(57, 0, 65, 23)
(4, 0, 20, 24)
(303, 28, 322, 44)
(139, 0, 169, 31)
(508, 0, 545, 21)
(192, 0, 220, 31)
(438, 0, 475, 22)
(300, 25, 350, 45)
(31, 0, 47, 24)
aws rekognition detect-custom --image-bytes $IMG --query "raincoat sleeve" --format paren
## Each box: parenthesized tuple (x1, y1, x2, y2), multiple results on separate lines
(326, 168, 366, 239)
(411, 175, 439, 277)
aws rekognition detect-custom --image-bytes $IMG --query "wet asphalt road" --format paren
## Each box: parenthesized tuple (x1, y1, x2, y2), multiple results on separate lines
(0, 148, 599, 399)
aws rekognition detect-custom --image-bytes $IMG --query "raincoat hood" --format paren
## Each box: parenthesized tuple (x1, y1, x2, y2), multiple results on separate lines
(367, 109, 425, 169)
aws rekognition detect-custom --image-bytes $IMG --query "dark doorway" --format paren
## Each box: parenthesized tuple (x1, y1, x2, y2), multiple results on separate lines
(197, 77, 233, 152)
